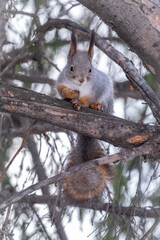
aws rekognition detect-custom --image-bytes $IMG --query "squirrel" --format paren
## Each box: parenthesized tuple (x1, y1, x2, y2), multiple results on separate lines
(56, 31, 114, 201)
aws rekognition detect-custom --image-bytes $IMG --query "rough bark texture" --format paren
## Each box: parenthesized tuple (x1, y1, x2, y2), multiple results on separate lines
(0, 83, 160, 150)
(77, 0, 160, 77)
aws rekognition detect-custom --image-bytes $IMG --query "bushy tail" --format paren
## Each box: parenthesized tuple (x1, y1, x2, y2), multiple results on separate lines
(64, 134, 111, 201)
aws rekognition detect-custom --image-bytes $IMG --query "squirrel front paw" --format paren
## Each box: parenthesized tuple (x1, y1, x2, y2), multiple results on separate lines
(62, 89, 79, 99)
(90, 103, 104, 111)
(58, 86, 79, 100)
(74, 101, 90, 110)
(71, 98, 78, 104)
(74, 102, 83, 110)
(74, 96, 91, 110)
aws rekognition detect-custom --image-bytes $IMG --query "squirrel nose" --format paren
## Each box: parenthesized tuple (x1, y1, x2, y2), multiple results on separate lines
(79, 78, 84, 83)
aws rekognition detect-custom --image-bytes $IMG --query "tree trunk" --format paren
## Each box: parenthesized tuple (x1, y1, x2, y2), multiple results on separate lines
(77, 0, 160, 77)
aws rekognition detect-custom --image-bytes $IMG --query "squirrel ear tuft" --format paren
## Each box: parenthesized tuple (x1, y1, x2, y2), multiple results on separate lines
(88, 30, 95, 59)
(68, 30, 77, 60)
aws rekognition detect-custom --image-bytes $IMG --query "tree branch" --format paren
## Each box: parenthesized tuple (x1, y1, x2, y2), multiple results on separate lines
(36, 18, 160, 123)
(3, 74, 145, 100)
(3, 73, 56, 86)
(24, 194, 160, 219)
(140, 218, 160, 240)
(2, 17, 160, 122)
(0, 83, 159, 150)
(77, 0, 160, 77)
(0, 144, 159, 211)
(27, 135, 68, 240)
(0, 120, 36, 182)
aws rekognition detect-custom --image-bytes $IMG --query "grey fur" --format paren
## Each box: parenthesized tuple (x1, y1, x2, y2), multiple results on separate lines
(56, 50, 114, 114)
(56, 33, 114, 167)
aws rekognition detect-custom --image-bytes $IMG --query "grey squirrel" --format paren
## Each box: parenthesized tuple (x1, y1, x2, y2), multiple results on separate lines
(56, 31, 114, 201)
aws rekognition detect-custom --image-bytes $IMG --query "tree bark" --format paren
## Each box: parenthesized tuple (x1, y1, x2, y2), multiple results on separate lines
(77, 0, 160, 77)
(0, 83, 159, 150)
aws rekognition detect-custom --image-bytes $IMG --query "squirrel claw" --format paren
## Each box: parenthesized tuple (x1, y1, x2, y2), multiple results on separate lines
(71, 90, 80, 99)
(71, 99, 78, 104)
(74, 102, 82, 110)
(90, 103, 103, 111)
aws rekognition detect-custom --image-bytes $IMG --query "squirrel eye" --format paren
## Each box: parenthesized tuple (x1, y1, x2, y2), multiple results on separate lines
(70, 66, 74, 71)
(89, 68, 92, 73)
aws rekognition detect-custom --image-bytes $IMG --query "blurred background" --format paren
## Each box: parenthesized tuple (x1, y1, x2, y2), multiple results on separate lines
(0, 0, 159, 239)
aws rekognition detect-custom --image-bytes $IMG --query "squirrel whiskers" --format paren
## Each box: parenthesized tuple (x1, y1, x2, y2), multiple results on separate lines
(56, 31, 114, 201)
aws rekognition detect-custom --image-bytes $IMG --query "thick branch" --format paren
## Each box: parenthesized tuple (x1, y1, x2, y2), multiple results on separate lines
(24, 194, 160, 219)
(36, 18, 160, 123)
(77, 0, 160, 77)
(3, 74, 144, 100)
(3, 73, 56, 86)
(0, 83, 159, 149)
(2, 17, 160, 121)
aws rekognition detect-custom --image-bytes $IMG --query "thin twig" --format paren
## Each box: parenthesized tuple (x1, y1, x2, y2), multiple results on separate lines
(1, 205, 12, 231)
(0, 120, 37, 182)
(4, 10, 35, 18)
(30, 205, 52, 240)
(27, 135, 68, 240)
(0, 143, 155, 210)
(0, 205, 12, 239)
(43, 54, 61, 72)
(58, 3, 80, 17)
(140, 218, 160, 240)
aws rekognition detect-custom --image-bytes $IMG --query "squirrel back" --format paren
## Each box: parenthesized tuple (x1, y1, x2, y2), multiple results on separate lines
(56, 31, 114, 201)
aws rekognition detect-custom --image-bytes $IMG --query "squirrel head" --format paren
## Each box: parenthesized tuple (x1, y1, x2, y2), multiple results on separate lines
(67, 31, 95, 85)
